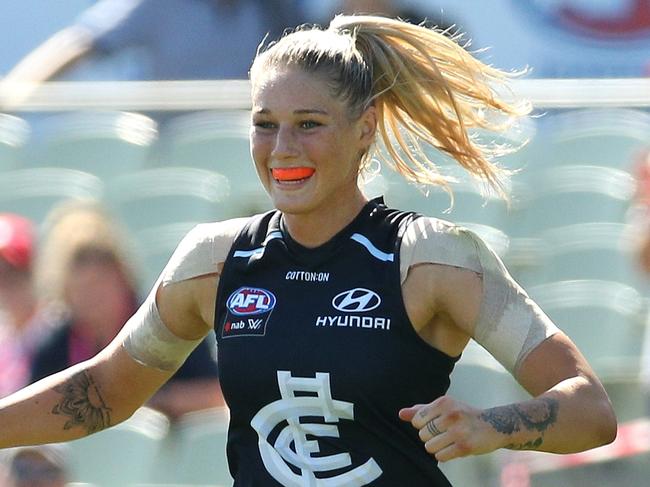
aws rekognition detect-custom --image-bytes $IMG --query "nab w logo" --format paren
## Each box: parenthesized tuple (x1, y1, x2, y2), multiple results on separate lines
(248, 318, 263, 330)
(332, 288, 381, 312)
(227, 287, 276, 316)
(222, 287, 275, 338)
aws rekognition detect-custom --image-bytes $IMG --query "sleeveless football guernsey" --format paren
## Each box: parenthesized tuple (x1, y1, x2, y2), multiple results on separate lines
(215, 198, 458, 486)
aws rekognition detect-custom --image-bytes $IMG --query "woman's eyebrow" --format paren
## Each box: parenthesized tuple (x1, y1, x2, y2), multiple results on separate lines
(293, 109, 329, 115)
(252, 108, 329, 115)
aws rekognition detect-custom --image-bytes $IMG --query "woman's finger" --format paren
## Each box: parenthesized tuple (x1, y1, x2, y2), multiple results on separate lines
(411, 401, 442, 429)
(397, 404, 428, 422)
(432, 440, 471, 463)
(418, 417, 444, 442)
(424, 431, 454, 457)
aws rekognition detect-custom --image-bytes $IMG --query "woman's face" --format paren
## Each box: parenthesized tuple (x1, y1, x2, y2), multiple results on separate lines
(65, 261, 134, 340)
(250, 66, 375, 217)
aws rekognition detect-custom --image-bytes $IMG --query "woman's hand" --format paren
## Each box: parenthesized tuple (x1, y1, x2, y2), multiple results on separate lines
(399, 396, 506, 462)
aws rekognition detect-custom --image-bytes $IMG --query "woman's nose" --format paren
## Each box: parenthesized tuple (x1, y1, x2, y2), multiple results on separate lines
(271, 125, 299, 159)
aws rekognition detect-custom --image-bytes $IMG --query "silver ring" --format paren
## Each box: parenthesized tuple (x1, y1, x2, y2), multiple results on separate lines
(426, 419, 442, 436)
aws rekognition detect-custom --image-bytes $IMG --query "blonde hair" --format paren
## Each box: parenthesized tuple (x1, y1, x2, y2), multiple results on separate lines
(36, 200, 140, 305)
(251, 14, 531, 200)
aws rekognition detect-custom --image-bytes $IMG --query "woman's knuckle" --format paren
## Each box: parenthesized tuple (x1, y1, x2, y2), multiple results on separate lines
(455, 439, 473, 455)
(418, 428, 427, 442)
(447, 410, 462, 422)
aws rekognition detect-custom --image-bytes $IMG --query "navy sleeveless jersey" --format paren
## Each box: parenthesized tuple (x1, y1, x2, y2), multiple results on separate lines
(215, 198, 458, 486)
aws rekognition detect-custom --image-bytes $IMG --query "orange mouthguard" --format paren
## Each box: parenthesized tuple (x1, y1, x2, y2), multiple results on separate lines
(272, 167, 315, 181)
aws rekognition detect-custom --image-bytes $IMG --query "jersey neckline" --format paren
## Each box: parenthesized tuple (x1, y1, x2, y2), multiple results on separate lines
(272, 197, 386, 263)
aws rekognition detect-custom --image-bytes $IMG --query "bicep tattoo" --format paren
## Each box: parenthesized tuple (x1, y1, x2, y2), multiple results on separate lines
(479, 397, 559, 450)
(52, 371, 112, 435)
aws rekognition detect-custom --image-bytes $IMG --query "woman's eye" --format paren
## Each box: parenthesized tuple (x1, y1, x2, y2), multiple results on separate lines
(253, 121, 275, 129)
(300, 120, 320, 129)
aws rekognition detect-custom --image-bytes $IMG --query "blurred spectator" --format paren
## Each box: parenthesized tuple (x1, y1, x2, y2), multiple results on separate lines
(629, 148, 650, 410)
(0, 214, 59, 399)
(0, 445, 69, 487)
(29, 200, 224, 421)
(3, 0, 303, 82)
(411, 0, 650, 78)
(632, 148, 650, 205)
(0, 0, 305, 111)
(629, 149, 650, 274)
(307, 0, 650, 78)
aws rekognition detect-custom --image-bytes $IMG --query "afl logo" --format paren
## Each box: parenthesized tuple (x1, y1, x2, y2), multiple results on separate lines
(227, 287, 276, 316)
(332, 288, 381, 312)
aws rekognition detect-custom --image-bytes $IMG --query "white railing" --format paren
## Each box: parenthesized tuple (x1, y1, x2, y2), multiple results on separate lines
(2, 78, 649, 111)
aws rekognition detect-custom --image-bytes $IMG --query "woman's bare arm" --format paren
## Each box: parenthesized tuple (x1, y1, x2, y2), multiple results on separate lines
(481, 331, 616, 454)
(145, 274, 222, 420)
(400, 264, 616, 461)
(0, 340, 173, 448)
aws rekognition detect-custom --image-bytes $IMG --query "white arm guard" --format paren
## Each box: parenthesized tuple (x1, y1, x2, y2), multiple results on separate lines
(121, 218, 249, 371)
(400, 217, 559, 375)
(121, 288, 202, 372)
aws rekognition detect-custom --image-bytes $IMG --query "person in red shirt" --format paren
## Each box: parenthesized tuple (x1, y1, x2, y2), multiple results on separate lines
(0, 213, 59, 399)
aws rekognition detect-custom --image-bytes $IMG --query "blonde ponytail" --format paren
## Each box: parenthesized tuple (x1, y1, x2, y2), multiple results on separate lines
(252, 14, 531, 201)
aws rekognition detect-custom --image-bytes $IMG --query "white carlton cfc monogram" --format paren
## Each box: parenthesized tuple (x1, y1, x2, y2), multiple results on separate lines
(250, 371, 382, 486)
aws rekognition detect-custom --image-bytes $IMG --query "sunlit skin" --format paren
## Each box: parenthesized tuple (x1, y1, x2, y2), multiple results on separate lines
(249, 66, 377, 247)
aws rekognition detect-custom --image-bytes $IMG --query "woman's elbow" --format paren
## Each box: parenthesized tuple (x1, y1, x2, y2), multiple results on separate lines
(583, 388, 617, 449)
(594, 398, 617, 447)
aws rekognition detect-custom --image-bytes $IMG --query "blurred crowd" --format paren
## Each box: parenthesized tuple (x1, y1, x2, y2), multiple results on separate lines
(3, 0, 648, 87)
(1, 1, 436, 88)
(0, 201, 226, 486)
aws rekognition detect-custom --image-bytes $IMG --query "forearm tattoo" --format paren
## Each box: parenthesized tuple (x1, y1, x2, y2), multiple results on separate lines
(52, 371, 112, 435)
(479, 397, 559, 450)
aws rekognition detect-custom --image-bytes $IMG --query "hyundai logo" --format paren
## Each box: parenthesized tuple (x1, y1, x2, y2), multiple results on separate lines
(332, 288, 381, 312)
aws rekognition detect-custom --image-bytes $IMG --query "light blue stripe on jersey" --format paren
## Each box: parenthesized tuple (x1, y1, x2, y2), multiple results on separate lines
(233, 231, 283, 258)
(350, 233, 394, 262)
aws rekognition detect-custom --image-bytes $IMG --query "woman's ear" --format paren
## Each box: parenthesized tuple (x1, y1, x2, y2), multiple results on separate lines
(359, 105, 377, 146)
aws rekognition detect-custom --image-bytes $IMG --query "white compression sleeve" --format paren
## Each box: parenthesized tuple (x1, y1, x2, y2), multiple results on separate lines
(400, 217, 559, 375)
(121, 287, 202, 372)
(121, 219, 248, 371)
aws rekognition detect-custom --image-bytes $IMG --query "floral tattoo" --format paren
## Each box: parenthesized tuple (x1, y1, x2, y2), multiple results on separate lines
(52, 371, 112, 434)
(479, 397, 559, 450)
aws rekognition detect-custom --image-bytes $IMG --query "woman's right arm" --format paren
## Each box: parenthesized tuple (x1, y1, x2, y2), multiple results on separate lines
(0, 274, 213, 449)
(0, 338, 172, 448)
(0, 218, 235, 449)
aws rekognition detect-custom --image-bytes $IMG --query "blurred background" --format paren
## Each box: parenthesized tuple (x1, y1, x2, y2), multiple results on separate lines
(0, 1, 648, 486)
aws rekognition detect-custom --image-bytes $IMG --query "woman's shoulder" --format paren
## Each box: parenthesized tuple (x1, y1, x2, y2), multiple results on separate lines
(186, 217, 251, 245)
(400, 216, 485, 281)
(160, 217, 251, 286)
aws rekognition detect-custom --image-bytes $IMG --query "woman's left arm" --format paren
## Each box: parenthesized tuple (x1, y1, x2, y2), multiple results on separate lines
(486, 331, 617, 453)
(399, 266, 617, 462)
(477, 330, 616, 454)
